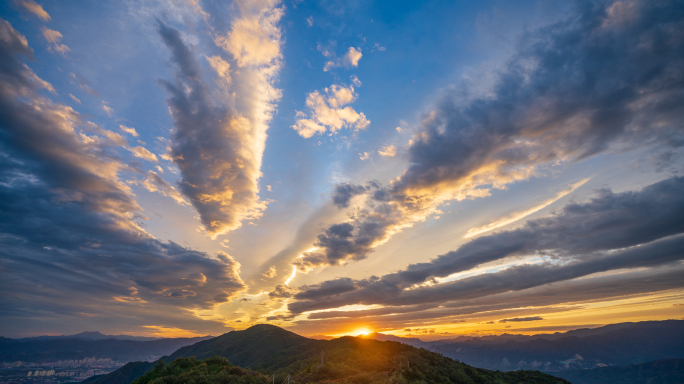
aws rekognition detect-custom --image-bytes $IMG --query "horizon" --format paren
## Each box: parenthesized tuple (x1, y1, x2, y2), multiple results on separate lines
(6, 318, 683, 343)
(1, 0, 683, 340)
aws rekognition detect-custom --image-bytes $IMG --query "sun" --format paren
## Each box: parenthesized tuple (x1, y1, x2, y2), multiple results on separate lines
(354, 328, 371, 336)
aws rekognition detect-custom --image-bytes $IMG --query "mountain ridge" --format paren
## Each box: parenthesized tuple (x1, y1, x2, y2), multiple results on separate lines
(87, 324, 568, 384)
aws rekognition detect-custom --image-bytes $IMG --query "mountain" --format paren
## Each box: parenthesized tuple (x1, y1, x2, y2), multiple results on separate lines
(17, 331, 161, 342)
(554, 358, 684, 384)
(0, 336, 213, 362)
(90, 324, 568, 384)
(429, 320, 684, 372)
(167, 324, 325, 370)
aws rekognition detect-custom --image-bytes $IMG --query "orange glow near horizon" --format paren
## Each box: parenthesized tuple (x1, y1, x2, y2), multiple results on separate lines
(142, 325, 207, 338)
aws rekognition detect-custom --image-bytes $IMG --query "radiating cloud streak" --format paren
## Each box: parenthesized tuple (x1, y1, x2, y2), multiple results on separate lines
(289, 176, 684, 314)
(157, 0, 283, 238)
(159, 21, 268, 237)
(293, 0, 684, 271)
(464, 178, 590, 238)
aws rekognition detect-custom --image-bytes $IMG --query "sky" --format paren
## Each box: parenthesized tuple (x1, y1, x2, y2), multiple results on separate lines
(0, 0, 683, 340)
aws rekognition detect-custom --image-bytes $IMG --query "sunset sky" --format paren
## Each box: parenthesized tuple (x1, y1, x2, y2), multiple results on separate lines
(1, 0, 683, 339)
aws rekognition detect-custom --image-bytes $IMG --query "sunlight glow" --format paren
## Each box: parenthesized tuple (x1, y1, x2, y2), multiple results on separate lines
(284, 266, 297, 285)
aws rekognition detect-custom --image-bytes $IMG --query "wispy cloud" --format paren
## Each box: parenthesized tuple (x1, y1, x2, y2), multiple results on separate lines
(40, 27, 70, 56)
(464, 178, 590, 238)
(378, 144, 396, 157)
(119, 125, 139, 137)
(15, 0, 50, 21)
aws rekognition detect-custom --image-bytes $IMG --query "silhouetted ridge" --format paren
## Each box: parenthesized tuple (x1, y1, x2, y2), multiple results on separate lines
(167, 324, 324, 370)
(100, 325, 568, 383)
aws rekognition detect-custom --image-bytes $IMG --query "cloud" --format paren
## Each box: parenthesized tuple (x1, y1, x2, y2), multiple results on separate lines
(205, 55, 231, 84)
(70, 73, 100, 97)
(129, 146, 158, 162)
(139, 171, 188, 205)
(307, 16, 313, 27)
(289, 176, 684, 313)
(40, 27, 70, 56)
(102, 102, 113, 116)
(268, 284, 296, 300)
(263, 265, 277, 278)
(323, 47, 362, 71)
(378, 144, 396, 157)
(301, 266, 684, 324)
(359, 152, 369, 160)
(153, 0, 283, 239)
(119, 125, 139, 137)
(343, 47, 362, 67)
(213, 1, 283, 67)
(158, 18, 278, 238)
(15, 0, 50, 21)
(68, 94, 81, 104)
(331, 183, 369, 208)
(292, 84, 369, 138)
(291, 0, 684, 270)
(498, 316, 543, 323)
(0, 19, 245, 333)
(464, 178, 590, 238)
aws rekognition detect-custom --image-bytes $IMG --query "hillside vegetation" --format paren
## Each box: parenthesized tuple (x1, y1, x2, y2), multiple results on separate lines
(132, 357, 268, 384)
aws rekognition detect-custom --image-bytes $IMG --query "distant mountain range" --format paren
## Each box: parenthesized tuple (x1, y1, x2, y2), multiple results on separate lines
(361, 320, 684, 372)
(15, 331, 162, 342)
(554, 358, 684, 384)
(85, 324, 568, 384)
(0, 335, 213, 362)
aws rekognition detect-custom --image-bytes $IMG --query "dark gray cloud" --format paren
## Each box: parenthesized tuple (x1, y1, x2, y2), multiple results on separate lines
(331, 183, 368, 208)
(158, 22, 266, 238)
(293, 277, 359, 300)
(287, 266, 684, 335)
(268, 285, 296, 300)
(288, 176, 684, 314)
(293, 201, 401, 271)
(499, 316, 543, 323)
(293, 0, 684, 270)
(0, 19, 245, 335)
